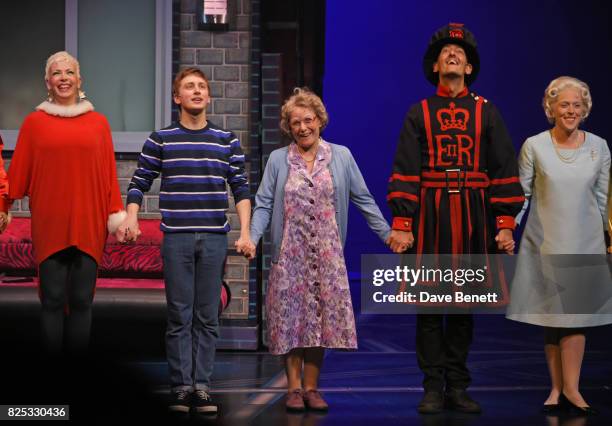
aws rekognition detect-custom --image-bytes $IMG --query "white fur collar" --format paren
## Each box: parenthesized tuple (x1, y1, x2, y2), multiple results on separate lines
(36, 100, 94, 117)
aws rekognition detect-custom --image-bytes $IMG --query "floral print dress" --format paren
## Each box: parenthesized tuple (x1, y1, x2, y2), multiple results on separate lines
(266, 141, 358, 355)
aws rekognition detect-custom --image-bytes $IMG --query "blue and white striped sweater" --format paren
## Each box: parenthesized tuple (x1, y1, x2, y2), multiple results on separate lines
(126, 122, 249, 233)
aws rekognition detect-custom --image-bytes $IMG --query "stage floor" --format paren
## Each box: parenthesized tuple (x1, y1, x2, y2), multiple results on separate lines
(1, 309, 610, 425)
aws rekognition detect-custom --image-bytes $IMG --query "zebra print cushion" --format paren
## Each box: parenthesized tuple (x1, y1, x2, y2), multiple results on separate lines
(0, 218, 164, 275)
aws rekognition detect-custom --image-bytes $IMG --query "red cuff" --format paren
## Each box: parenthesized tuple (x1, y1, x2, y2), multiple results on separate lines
(392, 217, 413, 232)
(0, 196, 9, 214)
(496, 216, 515, 230)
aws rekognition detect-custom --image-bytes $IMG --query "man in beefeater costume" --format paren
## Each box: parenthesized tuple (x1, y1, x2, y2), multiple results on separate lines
(387, 23, 525, 414)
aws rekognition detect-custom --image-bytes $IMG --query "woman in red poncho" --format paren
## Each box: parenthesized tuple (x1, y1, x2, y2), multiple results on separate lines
(4, 51, 123, 355)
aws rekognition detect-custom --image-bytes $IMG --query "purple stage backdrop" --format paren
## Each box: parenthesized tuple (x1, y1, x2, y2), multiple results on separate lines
(322, 0, 612, 276)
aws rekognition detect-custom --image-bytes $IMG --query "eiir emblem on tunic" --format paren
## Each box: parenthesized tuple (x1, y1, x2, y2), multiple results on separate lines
(437, 102, 470, 131)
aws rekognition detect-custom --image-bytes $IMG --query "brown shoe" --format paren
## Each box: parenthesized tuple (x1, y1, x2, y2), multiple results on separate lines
(303, 389, 329, 411)
(445, 389, 481, 414)
(286, 389, 305, 412)
(417, 391, 444, 414)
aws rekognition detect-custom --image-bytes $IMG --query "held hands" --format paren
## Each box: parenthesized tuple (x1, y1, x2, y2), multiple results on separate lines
(495, 228, 515, 254)
(235, 235, 256, 260)
(115, 213, 141, 243)
(387, 229, 516, 254)
(387, 230, 414, 254)
(0, 212, 11, 233)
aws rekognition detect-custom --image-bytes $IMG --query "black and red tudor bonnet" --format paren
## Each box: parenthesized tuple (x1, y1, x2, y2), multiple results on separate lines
(422, 22, 480, 87)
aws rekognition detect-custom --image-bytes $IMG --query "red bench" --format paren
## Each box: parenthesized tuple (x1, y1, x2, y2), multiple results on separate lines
(0, 217, 229, 309)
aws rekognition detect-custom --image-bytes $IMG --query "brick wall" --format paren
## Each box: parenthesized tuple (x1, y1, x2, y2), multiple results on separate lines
(180, 0, 251, 155)
(7, 0, 255, 321)
(259, 53, 283, 344)
(247, 0, 261, 322)
(176, 0, 254, 319)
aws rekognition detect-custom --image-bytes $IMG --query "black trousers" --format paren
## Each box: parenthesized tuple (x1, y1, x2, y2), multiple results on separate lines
(416, 313, 473, 392)
(39, 247, 98, 355)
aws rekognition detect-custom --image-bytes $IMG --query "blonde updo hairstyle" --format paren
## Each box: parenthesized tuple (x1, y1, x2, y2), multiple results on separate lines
(542, 76, 592, 124)
(45, 51, 81, 80)
(280, 87, 329, 137)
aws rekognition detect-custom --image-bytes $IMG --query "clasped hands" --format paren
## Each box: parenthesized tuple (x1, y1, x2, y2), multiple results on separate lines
(113, 212, 257, 259)
(386, 228, 516, 254)
(494, 228, 515, 254)
(113, 220, 517, 257)
(387, 230, 414, 253)
(235, 235, 256, 260)
(115, 214, 141, 243)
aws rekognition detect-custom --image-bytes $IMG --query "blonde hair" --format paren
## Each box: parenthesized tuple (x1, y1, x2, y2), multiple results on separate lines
(45, 51, 80, 80)
(280, 87, 329, 136)
(543, 76, 592, 124)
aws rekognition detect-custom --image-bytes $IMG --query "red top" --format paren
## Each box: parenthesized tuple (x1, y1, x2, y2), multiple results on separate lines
(0, 135, 8, 205)
(6, 110, 123, 264)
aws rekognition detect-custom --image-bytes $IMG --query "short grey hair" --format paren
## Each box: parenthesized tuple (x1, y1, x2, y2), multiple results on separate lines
(45, 51, 80, 80)
(280, 87, 329, 136)
(542, 76, 592, 124)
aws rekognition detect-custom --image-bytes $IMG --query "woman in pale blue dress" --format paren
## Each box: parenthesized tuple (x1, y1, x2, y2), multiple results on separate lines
(609, 179, 612, 253)
(507, 77, 610, 414)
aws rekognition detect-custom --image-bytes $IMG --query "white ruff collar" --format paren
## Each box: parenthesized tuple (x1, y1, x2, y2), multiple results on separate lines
(35, 100, 94, 117)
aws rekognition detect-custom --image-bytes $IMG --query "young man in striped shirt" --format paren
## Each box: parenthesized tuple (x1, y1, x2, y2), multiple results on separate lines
(118, 68, 252, 416)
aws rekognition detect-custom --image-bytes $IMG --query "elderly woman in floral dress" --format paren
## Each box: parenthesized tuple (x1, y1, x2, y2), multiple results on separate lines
(246, 88, 390, 411)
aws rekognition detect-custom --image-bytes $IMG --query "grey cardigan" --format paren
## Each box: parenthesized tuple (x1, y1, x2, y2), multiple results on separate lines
(250, 141, 391, 263)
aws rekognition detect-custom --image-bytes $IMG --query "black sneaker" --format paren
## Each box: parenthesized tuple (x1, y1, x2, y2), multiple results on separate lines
(417, 391, 444, 414)
(168, 389, 192, 413)
(193, 389, 218, 414)
(445, 388, 482, 413)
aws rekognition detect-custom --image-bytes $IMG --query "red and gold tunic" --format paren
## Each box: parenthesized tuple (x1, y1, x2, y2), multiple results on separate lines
(388, 85, 525, 254)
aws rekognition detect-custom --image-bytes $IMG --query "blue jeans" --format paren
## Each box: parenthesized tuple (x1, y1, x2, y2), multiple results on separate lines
(162, 232, 227, 392)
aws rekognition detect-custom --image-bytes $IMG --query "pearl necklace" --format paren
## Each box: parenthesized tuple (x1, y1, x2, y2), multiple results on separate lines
(550, 130, 583, 164)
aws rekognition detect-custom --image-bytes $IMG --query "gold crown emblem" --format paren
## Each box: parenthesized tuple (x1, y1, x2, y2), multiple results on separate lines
(436, 102, 470, 131)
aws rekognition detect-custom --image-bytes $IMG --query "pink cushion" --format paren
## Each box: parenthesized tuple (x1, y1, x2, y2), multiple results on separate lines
(0, 243, 36, 270)
(101, 245, 162, 275)
(0, 219, 36, 270)
(0, 218, 231, 315)
(0, 217, 164, 274)
(0, 218, 32, 243)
